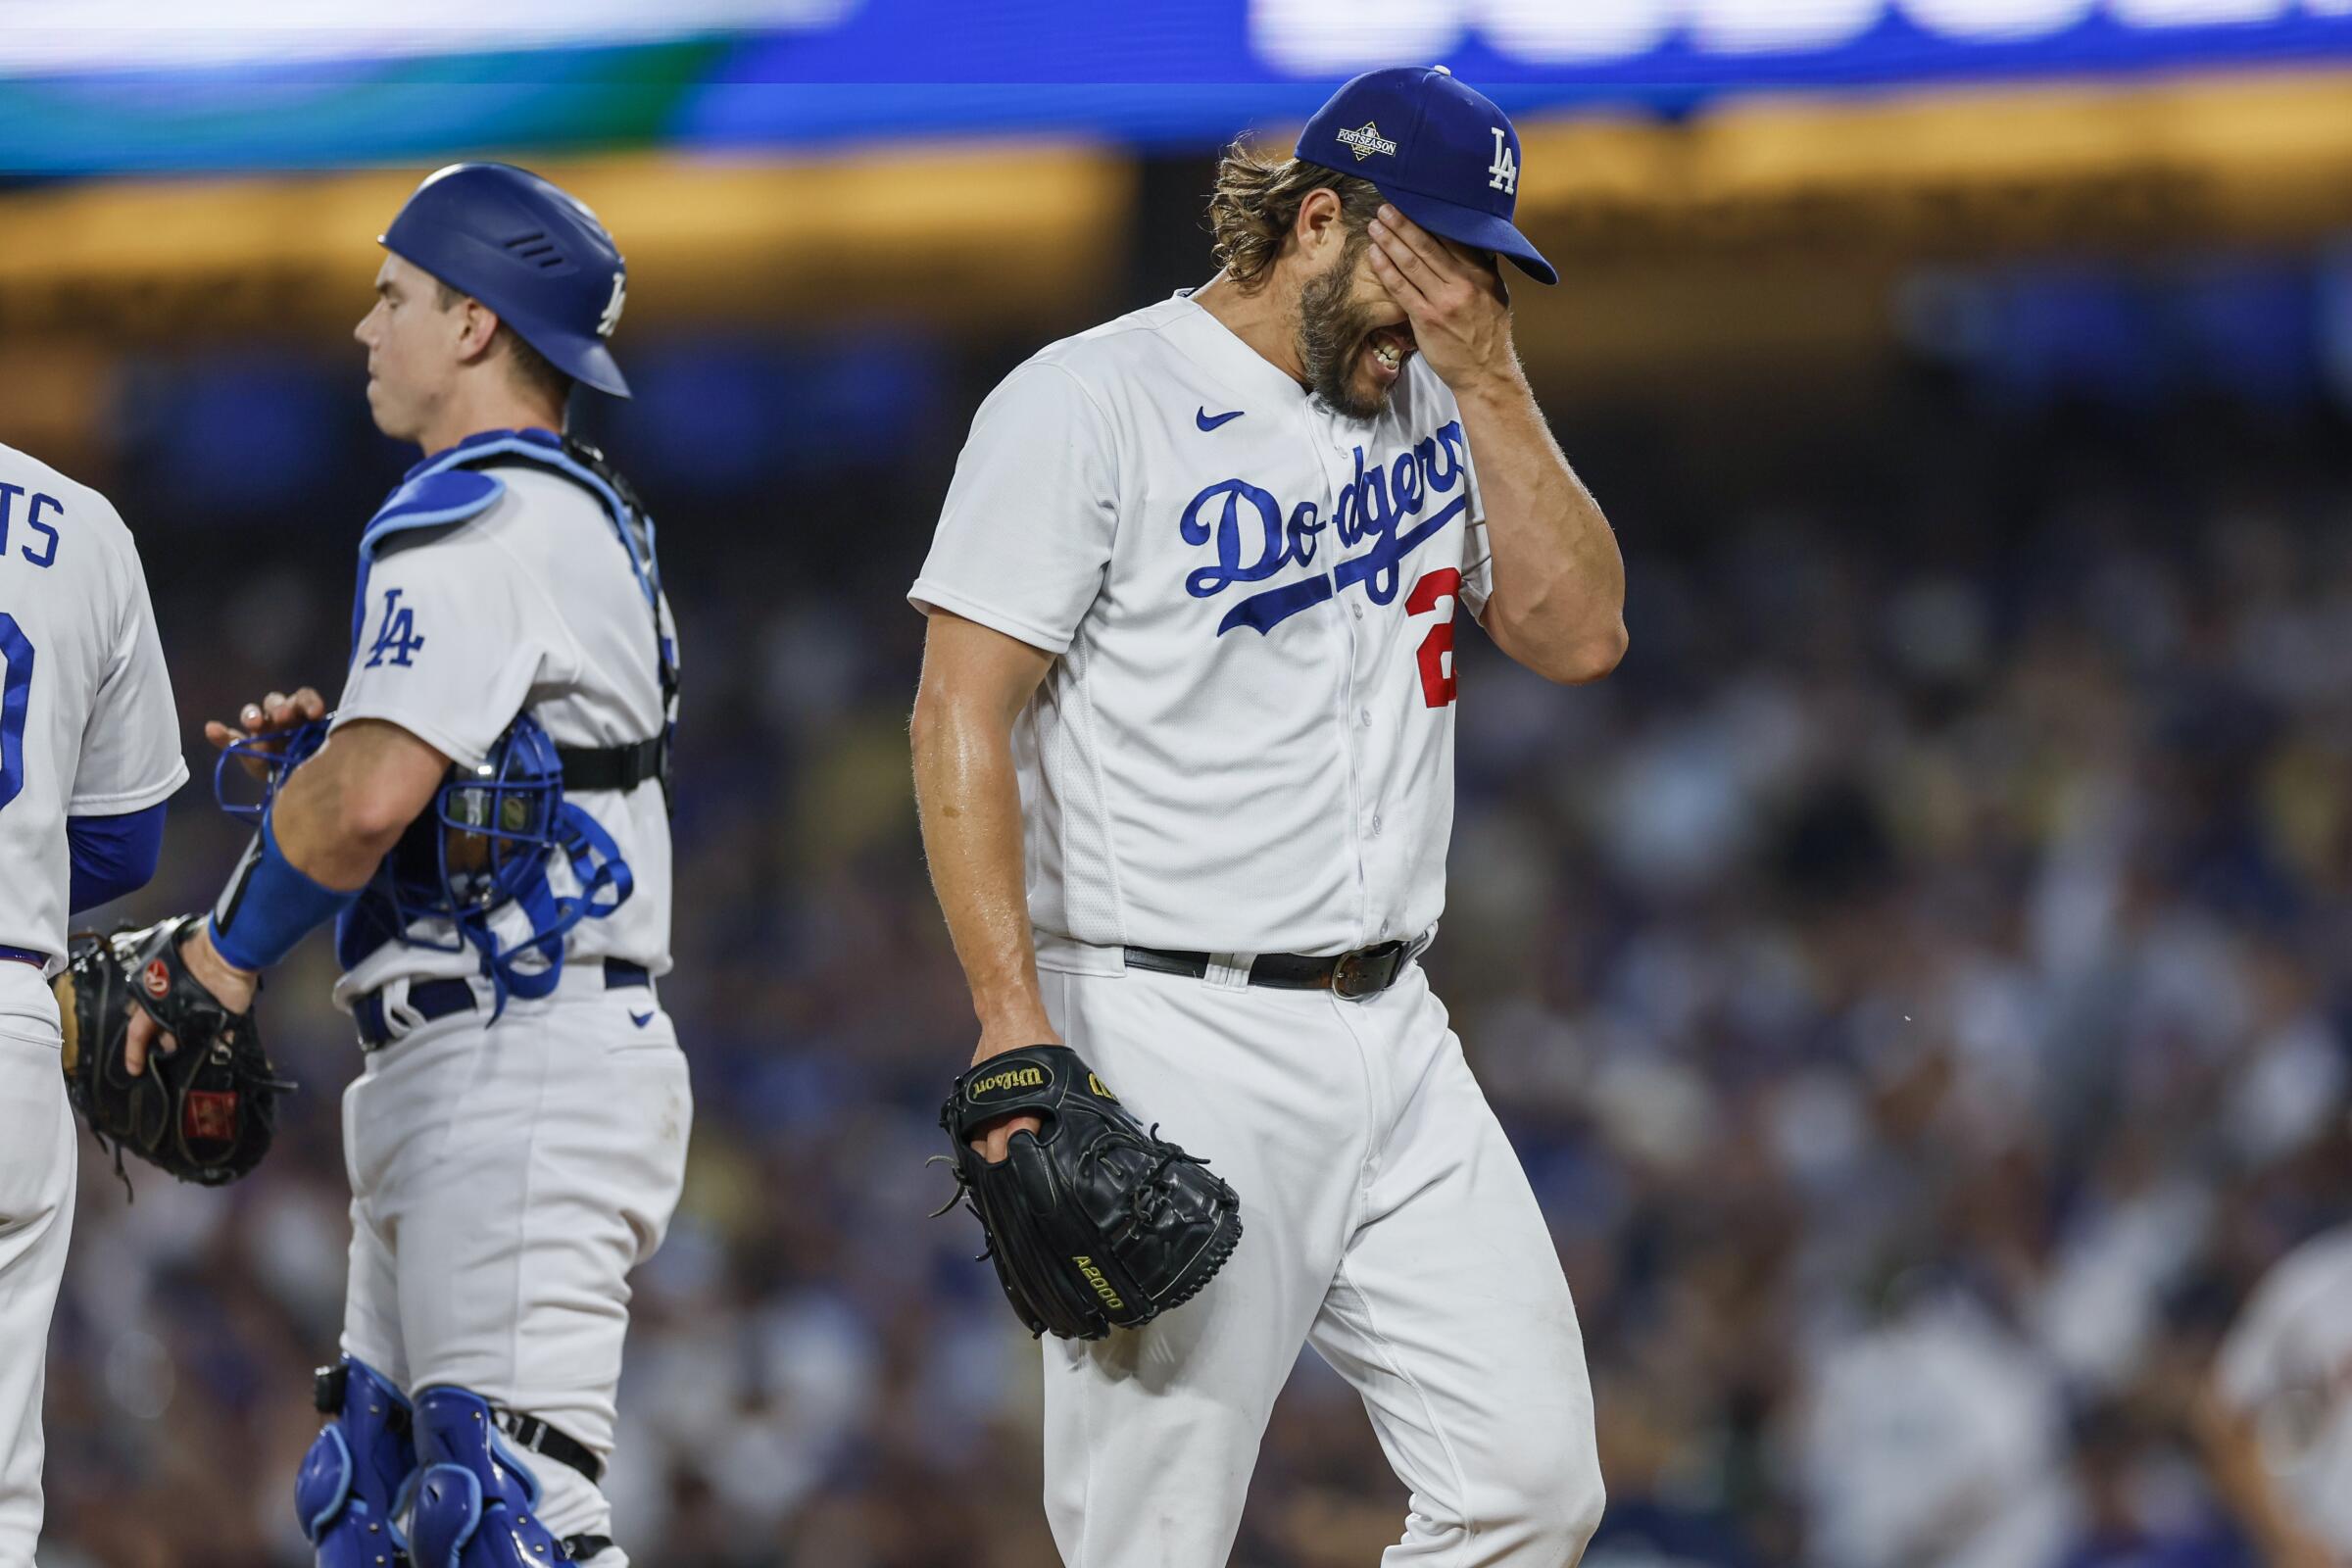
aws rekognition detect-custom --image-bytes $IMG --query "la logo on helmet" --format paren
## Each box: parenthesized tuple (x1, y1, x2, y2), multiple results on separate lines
(597, 271, 626, 340)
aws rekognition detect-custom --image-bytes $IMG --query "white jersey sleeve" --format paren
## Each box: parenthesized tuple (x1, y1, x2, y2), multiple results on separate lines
(71, 543, 186, 815)
(909, 361, 1120, 655)
(335, 521, 570, 767)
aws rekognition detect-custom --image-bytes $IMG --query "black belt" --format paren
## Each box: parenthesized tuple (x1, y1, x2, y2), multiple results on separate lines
(1122, 937, 1421, 1000)
(354, 959, 651, 1050)
(556, 737, 664, 794)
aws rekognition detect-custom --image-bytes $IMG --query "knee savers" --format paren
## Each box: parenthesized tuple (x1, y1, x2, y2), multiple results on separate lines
(408, 1385, 570, 1568)
(296, 1356, 417, 1567)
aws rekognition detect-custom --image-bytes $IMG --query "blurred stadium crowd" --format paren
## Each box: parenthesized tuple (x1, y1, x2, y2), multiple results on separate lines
(28, 343, 2352, 1567)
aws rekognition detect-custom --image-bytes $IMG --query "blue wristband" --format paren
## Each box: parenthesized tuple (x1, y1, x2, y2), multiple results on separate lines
(209, 813, 358, 972)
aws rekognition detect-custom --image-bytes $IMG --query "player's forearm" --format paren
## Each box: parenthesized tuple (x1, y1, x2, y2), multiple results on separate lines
(200, 724, 439, 982)
(250, 718, 447, 893)
(1455, 371, 1627, 685)
(270, 730, 430, 890)
(910, 695, 1059, 1049)
(2198, 1396, 2339, 1567)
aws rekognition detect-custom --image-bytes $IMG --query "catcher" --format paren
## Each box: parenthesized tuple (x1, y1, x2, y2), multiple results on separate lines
(123, 164, 686, 1568)
(0, 437, 192, 1565)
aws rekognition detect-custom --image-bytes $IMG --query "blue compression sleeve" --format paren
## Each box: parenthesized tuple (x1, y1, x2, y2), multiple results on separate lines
(209, 813, 359, 971)
(67, 802, 167, 913)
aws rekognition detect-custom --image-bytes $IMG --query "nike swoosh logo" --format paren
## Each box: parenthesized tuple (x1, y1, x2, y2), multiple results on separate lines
(629, 1009, 657, 1029)
(1196, 407, 1245, 431)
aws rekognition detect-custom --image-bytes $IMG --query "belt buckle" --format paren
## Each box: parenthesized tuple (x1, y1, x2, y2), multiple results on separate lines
(1331, 940, 1405, 1002)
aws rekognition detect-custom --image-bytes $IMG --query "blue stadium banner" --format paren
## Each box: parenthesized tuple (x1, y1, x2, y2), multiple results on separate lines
(3, 0, 2351, 171)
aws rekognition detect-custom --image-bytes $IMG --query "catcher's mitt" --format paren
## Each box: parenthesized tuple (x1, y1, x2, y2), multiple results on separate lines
(936, 1045, 1242, 1340)
(54, 914, 291, 1192)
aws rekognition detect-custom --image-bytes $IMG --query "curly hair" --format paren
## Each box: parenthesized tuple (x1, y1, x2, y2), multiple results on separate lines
(1205, 139, 1385, 293)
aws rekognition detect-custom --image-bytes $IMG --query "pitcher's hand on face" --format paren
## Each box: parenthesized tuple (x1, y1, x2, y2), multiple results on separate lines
(123, 921, 259, 1077)
(204, 686, 328, 779)
(966, 1035, 1051, 1162)
(1365, 205, 1515, 393)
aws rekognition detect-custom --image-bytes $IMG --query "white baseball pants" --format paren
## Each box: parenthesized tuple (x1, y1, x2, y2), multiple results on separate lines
(0, 965, 70, 1568)
(338, 973, 692, 1560)
(1034, 957, 1603, 1567)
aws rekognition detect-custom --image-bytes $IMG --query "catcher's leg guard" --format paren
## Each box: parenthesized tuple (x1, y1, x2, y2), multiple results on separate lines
(409, 1386, 571, 1568)
(296, 1356, 416, 1567)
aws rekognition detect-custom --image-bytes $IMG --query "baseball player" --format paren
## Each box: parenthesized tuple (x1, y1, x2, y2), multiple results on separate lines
(910, 67, 1624, 1566)
(2199, 1222, 2352, 1568)
(0, 444, 183, 1563)
(122, 164, 686, 1567)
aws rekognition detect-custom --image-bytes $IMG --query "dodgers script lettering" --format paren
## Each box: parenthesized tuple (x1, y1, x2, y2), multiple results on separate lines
(1179, 420, 1471, 636)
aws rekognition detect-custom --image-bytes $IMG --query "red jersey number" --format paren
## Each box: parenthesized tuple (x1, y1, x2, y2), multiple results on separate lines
(1405, 567, 1462, 709)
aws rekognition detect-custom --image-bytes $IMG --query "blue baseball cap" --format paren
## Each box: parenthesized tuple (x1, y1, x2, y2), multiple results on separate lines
(381, 163, 632, 398)
(1295, 66, 1556, 286)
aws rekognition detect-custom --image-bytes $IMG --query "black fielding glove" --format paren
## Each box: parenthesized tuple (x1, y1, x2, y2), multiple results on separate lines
(937, 1045, 1242, 1340)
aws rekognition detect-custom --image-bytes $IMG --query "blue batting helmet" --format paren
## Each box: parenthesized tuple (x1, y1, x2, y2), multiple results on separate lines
(380, 163, 632, 398)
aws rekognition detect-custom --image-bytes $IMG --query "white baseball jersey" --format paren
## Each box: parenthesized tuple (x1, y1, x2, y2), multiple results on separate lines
(329, 462, 675, 1004)
(910, 292, 1490, 957)
(0, 441, 185, 972)
(2215, 1224, 2352, 1552)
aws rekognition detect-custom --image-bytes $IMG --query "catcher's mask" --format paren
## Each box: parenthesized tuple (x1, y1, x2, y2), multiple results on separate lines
(216, 712, 633, 1008)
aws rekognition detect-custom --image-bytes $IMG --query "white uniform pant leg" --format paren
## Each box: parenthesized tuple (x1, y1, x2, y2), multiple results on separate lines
(1036, 966, 1379, 1568)
(341, 985, 693, 1560)
(0, 991, 72, 1568)
(1306, 972, 1603, 1566)
(339, 1088, 407, 1387)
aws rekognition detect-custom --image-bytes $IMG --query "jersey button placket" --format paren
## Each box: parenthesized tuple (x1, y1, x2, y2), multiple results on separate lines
(1313, 405, 1375, 942)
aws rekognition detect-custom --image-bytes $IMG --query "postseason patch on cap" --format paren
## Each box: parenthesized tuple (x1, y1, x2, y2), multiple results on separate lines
(1334, 122, 1397, 161)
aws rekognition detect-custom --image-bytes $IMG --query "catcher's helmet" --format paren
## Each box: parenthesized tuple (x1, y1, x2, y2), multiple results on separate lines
(380, 162, 632, 398)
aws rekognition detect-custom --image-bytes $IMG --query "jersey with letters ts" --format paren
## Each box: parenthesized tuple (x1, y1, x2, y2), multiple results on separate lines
(910, 293, 1492, 958)
(0, 442, 186, 974)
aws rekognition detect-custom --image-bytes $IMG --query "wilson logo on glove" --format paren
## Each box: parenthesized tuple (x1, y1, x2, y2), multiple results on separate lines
(969, 1065, 1048, 1098)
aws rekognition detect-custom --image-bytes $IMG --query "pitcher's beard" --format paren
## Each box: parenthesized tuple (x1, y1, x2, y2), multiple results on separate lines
(1297, 244, 1388, 421)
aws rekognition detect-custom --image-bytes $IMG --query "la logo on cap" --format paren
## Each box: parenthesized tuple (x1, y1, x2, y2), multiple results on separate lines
(1335, 122, 1397, 161)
